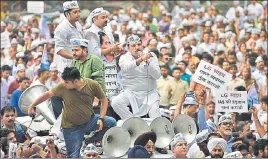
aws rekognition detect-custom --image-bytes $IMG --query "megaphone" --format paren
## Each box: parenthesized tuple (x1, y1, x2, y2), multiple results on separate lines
(150, 117, 175, 148)
(172, 114, 197, 144)
(19, 85, 56, 125)
(102, 127, 131, 157)
(122, 117, 150, 147)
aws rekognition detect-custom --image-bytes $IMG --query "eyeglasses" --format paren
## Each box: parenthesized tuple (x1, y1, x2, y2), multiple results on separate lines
(175, 143, 187, 147)
(86, 153, 98, 158)
(221, 122, 233, 126)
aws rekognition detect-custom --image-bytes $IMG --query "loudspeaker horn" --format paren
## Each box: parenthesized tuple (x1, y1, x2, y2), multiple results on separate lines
(122, 117, 150, 147)
(172, 114, 197, 144)
(19, 85, 56, 125)
(150, 117, 175, 148)
(102, 127, 131, 157)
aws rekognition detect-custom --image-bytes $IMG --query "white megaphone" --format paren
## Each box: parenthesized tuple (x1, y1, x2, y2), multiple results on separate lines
(121, 117, 150, 147)
(102, 127, 131, 157)
(150, 117, 175, 148)
(19, 85, 56, 125)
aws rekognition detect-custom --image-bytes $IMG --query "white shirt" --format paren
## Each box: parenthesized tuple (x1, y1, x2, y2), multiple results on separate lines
(1, 79, 8, 109)
(54, 18, 83, 73)
(247, 3, 264, 17)
(30, 79, 44, 87)
(84, 23, 114, 58)
(225, 6, 244, 19)
(2, 76, 15, 87)
(252, 69, 264, 86)
(119, 52, 161, 92)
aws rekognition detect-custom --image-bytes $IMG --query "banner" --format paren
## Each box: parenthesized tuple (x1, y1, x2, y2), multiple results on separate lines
(40, 44, 50, 70)
(248, 83, 258, 104)
(193, 60, 232, 90)
(27, 1, 44, 14)
(39, 14, 51, 40)
(1, 32, 11, 49)
(215, 91, 248, 113)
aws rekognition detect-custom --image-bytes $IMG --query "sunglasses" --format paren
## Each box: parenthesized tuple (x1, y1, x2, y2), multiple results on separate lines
(86, 153, 98, 157)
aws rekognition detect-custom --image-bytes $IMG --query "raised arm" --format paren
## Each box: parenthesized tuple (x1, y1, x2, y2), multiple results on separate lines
(28, 90, 54, 115)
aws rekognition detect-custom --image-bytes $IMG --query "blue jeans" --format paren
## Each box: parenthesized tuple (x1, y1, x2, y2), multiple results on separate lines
(62, 114, 116, 158)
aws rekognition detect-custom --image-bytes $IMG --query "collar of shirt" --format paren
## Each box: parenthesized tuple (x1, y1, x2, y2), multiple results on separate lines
(65, 18, 77, 28)
(91, 23, 103, 34)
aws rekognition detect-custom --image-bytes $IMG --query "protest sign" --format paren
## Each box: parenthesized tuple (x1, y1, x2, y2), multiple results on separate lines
(225, 151, 243, 158)
(215, 91, 248, 113)
(27, 1, 44, 14)
(193, 60, 232, 90)
(1, 32, 11, 49)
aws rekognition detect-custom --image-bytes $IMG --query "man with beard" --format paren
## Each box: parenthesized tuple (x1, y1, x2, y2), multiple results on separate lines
(84, 8, 122, 58)
(217, 114, 234, 153)
(226, 65, 246, 90)
(170, 133, 188, 158)
(70, 38, 105, 91)
(157, 65, 173, 109)
(253, 139, 268, 158)
(28, 67, 116, 157)
(207, 138, 227, 158)
(111, 35, 161, 119)
(134, 131, 157, 157)
(167, 67, 189, 108)
(54, 1, 83, 74)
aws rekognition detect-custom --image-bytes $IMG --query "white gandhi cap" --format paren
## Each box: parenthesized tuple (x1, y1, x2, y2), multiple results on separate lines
(63, 1, 79, 11)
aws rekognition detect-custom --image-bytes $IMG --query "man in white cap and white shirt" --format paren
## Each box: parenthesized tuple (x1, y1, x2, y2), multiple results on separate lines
(225, 1, 244, 19)
(252, 56, 265, 86)
(45, 62, 61, 90)
(111, 35, 161, 119)
(207, 138, 227, 158)
(170, 133, 189, 158)
(84, 7, 123, 58)
(54, 1, 83, 74)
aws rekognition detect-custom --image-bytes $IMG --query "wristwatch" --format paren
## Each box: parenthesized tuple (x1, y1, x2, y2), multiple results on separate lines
(99, 118, 104, 122)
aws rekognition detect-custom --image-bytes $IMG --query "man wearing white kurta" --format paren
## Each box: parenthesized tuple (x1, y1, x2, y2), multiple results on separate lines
(54, 1, 83, 74)
(84, 8, 122, 58)
(111, 35, 161, 119)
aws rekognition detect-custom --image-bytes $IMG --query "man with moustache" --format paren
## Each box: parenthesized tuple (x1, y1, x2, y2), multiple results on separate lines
(111, 35, 161, 119)
(70, 38, 105, 91)
(84, 7, 122, 58)
(1, 106, 35, 143)
(217, 114, 234, 153)
(207, 138, 227, 158)
(157, 65, 173, 108)
(54, 1, 83, 74)
(170, 133, 189, 158)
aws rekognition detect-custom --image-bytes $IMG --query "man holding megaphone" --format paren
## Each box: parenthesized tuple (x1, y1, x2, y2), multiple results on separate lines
(111, 34, 161, 119)
(28, 67, 116, 158)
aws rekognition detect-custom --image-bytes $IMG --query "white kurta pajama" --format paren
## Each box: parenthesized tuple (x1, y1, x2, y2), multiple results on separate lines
(111, 52, 161, 119)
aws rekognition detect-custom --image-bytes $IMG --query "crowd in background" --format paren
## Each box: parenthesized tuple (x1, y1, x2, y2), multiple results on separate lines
(1, 0, 268, 158)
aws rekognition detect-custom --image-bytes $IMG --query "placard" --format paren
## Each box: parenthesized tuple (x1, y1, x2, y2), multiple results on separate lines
(215, 91, 248, 113)
(1, 32, 11, 49)
(27, 1, 44, 14)
(193, 60, 232, 90)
